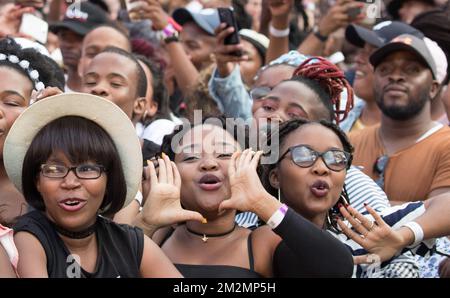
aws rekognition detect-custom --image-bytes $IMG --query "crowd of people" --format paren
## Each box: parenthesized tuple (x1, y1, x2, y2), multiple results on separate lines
(0, 0, 449, 278)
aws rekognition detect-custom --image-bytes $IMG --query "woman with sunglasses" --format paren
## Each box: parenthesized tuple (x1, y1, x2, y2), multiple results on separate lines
(5, 93, 182, 277)
(138, 116, 354, 278)
(263, 118, 450, 277)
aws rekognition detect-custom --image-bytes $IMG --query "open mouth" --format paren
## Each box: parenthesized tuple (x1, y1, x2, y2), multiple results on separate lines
(310, 180, 330, 198)
(198, 174, 223, 191)
(58, 198, 87, 212)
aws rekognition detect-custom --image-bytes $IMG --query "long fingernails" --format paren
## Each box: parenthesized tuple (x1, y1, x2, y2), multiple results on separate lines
(162, 152, 167, 158)
(146, 159, 151, 166)
(202, 217, 208, 224)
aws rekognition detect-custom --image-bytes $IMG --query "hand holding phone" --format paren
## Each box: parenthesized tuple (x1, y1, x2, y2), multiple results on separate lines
(217, 7, 242, 57)
(19, 13, 48, 44)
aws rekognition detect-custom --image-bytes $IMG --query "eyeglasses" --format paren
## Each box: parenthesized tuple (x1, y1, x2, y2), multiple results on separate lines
(40, 164, 106, 179)
(373, 155, 389, 190)
(278, 145, 351, 172)
(249, 86, 272, 101)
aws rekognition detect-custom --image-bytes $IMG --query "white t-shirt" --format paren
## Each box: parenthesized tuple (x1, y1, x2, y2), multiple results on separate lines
(136, 119, 177, 145)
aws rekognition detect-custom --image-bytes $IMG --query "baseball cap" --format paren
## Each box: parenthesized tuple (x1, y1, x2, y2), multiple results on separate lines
(370, 34, 437, 79)
(387, 0, 437, 20)
(50, 1, 109, 36)
(346, 20, 424, 48)
(172, 8, 220, 36)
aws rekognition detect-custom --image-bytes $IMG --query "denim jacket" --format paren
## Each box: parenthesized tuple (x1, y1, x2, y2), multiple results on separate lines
(339, 96, 366, 133)
(208, 65, 252, 120)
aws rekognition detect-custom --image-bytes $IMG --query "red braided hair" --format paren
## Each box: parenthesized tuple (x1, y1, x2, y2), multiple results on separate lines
(293, 57, 354, 124)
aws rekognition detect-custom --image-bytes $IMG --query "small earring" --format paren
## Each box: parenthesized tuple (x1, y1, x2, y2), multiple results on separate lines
(277, 189, 281, 202)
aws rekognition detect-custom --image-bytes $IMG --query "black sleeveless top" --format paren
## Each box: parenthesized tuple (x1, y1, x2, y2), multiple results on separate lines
(161, 227, 263, 278)
(14, 210, 144, 278)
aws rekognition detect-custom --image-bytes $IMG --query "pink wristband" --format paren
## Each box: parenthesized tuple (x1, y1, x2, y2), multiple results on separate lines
(267, 204, 288, 229)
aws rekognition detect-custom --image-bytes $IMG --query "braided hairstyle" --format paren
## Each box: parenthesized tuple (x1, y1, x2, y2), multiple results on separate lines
(262, 118, 354, 232)
(292, 57, 354, 124)
(0, 38, 58, 93)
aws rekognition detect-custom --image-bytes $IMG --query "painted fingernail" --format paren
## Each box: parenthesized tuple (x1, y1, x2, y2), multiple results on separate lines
(146, 159, 151, 166)
(337, 203, 343, 209)
(202, 217, 208, 224)
(162, 152, 167, 158)
(363, 202, 368, 206)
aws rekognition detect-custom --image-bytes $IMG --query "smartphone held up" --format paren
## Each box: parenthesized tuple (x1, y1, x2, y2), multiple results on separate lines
(217, 7, 242, 57)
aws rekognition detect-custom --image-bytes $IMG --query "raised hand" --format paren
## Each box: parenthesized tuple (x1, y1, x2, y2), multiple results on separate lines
(317, 0, 365, 37)
(141, 153, 205, 228)
(213, 23, 248, 78)
(128, 0, 170, 30)
(268, 0, 293, 18)
(219, 149, 272, 214)
(336, 204, 407, 265)
(0, 4, 34, 38)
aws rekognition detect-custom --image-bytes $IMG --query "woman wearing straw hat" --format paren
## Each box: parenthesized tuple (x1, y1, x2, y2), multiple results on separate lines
(4, 93, 182, 278)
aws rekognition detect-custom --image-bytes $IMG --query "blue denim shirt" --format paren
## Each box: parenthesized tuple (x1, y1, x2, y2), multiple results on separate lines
(339, 96, 366, 133)
(208, 65, 252, 120)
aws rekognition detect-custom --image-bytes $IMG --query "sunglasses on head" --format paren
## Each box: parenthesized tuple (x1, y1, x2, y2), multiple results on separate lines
(278, 145, 351, 172)
(250, 86, 272, 101)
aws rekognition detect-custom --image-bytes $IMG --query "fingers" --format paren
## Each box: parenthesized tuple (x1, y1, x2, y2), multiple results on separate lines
(228, 151, 239, 178)
(172, 161, 181, 188)
(353, 254, 380, 265)
(179, 210, 206, 224)
(147, 159, 158, 188)
(336, 218, 365, 247)
(347, 205, 375, 232)
(339, 205, 369, 237)
(157, 156, 167, 183)
(162, 153, 173, 185)
(244, 148, 254, 166)
(238, 149, 248, 170)
(364, 204, 388, 229)
(251, 151, 263, 169)
(218, 198, 233, 214)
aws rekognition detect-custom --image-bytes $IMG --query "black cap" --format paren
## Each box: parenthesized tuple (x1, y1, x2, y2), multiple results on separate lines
(370, 33, 437, 78)
(387, 0, 437, 20)
(346, 20, 424, 48)
(172, 8, 220, 36)
(50, 1, 109, 36)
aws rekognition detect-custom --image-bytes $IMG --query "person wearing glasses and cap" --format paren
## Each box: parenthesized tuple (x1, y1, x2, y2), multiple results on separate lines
(350, 34, 450, 205)
(6, 93, 182, 277)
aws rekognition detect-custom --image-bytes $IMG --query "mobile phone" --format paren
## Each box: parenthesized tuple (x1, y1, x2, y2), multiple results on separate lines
(347, 6, 362, 19)
(217, 7, 242, 57)
(19, 13, 48, 44)
(125, 0, 148, 22)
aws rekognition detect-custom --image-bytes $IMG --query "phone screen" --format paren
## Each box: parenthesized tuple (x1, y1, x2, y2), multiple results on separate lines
(19, 13, 48, 44)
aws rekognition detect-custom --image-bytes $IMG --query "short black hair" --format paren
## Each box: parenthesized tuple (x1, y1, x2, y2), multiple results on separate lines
(22, 116, 127, 217)
(102, 46, 147, 98)
(90, 22, 132, 51)
(262, 119, 354, 198)
(135, 54, 171, 122)
(0, 38, 60, 91)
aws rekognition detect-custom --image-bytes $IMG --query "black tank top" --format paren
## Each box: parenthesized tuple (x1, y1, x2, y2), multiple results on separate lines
(14, 210, 144, 278)
(161, 227, 263, 278)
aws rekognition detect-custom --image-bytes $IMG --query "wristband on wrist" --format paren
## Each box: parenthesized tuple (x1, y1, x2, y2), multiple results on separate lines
(267, 204, 288, 229)
(401, 221, 424, 248)
(168, 17, 182, 32)
(269, 22, 290, 38)
(312, 25, 328, 42)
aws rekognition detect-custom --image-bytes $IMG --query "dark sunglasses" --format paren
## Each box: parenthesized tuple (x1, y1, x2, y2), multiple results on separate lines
(249, 86, 272, 101)
(278, 145, 351, 172)
(373, 155, 389, 190)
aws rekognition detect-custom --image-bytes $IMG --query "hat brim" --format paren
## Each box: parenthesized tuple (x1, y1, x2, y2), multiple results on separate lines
(172, 8, 215, 36)
(345, 24, 384, 48)
(49, 20, 90, 36)
(4, 93, 142, 209)
(370, 42, 436, 78)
